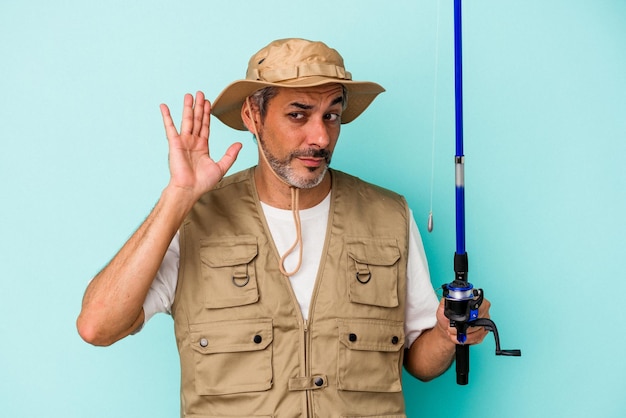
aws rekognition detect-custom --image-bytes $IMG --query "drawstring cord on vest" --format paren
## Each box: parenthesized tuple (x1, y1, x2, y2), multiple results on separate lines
(246, 98, 303, 277)
(282, 187, 303, 276)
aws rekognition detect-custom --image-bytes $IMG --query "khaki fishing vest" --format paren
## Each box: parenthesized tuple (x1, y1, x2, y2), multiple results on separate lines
(173, 168, 410, 418)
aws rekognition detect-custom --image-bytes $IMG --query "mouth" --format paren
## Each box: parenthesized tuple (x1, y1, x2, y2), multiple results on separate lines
(298, 157, 326, 169)
(293, 149, 331, 169)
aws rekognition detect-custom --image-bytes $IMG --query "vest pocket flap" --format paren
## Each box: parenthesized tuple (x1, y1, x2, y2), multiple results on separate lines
(199, 235, 260, 309)
(200, 236, 258, 267)
(337, 318, 404, 393)
(346, 238, 401, 308)
(337, 319, 405, 352)
(346, 238, 400, 266)
(189, 318, 273, 355)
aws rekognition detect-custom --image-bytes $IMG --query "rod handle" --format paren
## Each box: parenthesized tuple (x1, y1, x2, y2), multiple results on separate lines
(456, 344, 469, 385)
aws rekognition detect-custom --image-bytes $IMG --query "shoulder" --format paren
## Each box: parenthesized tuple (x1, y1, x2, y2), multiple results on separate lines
(213, 167, 254, 190)
(330, 169, 410, 228)
(187, 168, 257, 226)
(196, 167, 255, 202)
(331, 169, 406, 203)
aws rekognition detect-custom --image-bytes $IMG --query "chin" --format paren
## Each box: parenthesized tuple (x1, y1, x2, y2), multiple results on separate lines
(283, 168, 324, 189)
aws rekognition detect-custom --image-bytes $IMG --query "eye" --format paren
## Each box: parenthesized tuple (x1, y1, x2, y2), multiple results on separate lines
(288, 112, 305, 120)
(325, 113, 341, 122)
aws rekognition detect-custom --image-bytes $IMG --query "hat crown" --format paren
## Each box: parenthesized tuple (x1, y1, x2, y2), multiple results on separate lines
(246, 38, 351, 83)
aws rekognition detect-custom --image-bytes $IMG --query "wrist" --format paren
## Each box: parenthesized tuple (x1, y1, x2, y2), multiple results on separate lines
(160, 184, 199, 218)
(435, 321, 458, 351)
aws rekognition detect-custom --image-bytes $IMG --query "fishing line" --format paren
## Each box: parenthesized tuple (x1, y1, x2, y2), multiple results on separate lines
(428, 0, 442, 233)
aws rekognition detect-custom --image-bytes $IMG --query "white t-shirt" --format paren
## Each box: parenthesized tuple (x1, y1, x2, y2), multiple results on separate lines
(143, 193, 439, 348)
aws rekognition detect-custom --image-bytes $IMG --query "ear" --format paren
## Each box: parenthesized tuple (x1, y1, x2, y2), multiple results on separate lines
(240, 98, 260, 133)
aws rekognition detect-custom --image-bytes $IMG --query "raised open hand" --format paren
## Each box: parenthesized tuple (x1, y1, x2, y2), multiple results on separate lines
(160, 91, 242, 200)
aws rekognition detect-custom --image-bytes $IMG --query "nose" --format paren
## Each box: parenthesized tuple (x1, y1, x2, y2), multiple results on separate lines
(307, 117, 332, 149)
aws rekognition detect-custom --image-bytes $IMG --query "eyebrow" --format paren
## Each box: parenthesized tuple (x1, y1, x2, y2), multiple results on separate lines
(288, 95, 344, 110)
(331, 96, 344, 106)
(289, 102, 313, 110)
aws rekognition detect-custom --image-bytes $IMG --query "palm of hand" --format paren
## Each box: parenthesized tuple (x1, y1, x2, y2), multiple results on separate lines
(160, 91, 242, 199)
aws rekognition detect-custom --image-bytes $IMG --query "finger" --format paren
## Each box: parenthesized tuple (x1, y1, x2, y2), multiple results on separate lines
(466, 328, 489, 345)
(192, 91, 206, 136)
(467, 326, 486, 337)
(216, 142, 243, 176)
(160, 103, 179, 140)
(199, 99, 211, 141)
(476, 304, 491, 322)
(180, 93, 195, 135)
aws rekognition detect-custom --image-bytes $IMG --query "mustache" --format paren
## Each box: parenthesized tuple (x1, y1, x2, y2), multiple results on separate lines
(291, 148, 332, 162)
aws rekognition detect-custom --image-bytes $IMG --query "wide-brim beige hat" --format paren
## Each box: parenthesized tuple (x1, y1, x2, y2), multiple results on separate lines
(212, 38, 385, 131)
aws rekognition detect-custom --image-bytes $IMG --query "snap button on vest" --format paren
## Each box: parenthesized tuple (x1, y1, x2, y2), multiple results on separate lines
(199, 338, 208, 347)
(314, 377, 324, 387)
(253, 334, 262, 344)
(348, 333, 357, 342)
(391, 335, 399, 345)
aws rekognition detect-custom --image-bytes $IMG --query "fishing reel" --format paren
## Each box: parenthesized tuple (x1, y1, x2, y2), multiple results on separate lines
(442, 253, 521, 385)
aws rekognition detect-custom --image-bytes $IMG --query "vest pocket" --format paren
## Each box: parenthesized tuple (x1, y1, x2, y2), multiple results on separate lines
(200, 236, 259, 309)
(189, 318, 273, 395)
(336, 318, 405, 393)
(346, 238, 401, 308)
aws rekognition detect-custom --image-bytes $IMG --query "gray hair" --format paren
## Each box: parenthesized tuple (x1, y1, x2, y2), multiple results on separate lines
(248, 87, 280, 120)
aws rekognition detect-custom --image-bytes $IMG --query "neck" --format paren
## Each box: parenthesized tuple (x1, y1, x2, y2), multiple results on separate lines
(254, 165, 331, 210)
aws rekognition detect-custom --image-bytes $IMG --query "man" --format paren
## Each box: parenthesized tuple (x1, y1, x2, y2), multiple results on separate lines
(77, 38, 489, 417)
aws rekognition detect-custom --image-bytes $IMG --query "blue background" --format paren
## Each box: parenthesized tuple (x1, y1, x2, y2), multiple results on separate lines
(1, 0, 624, 416)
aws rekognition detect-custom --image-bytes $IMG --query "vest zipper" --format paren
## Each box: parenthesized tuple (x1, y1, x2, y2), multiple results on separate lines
(303, 318, 309, 376)
(303, 319, 312, 417)
(303, 189, 333, 418)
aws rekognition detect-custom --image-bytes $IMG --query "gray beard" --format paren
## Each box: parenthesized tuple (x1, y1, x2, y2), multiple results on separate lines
(258, 135, 331, 189)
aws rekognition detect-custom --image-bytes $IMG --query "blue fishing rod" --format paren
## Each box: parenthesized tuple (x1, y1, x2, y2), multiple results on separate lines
(441, 0, 521, 385)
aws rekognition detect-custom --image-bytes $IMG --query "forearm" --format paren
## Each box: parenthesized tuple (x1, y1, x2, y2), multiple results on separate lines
(77, 186, 195, 346)
(404, 325, 456, 382)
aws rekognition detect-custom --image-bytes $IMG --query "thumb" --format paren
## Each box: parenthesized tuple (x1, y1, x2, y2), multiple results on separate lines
(216, 142, 243, 177)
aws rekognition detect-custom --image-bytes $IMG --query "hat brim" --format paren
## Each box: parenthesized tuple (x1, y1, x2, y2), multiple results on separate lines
(211, 76, 385, 131)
